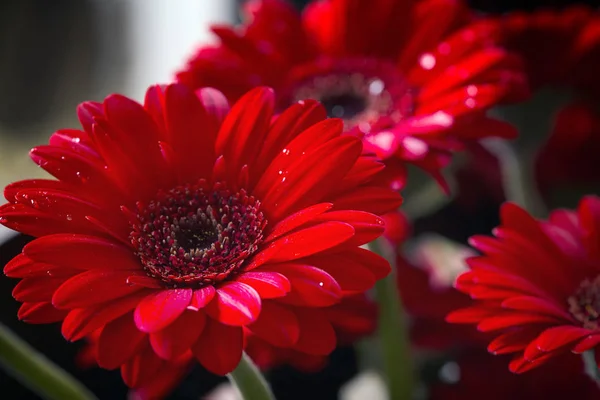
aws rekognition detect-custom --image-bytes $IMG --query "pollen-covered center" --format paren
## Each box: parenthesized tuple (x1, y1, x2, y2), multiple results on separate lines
(288, 58, 414, 131)
(130, 181, 266, 288)
(567, 275, 600, 330)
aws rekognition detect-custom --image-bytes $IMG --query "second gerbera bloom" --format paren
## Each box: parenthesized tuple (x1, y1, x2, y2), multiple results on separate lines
(176, 0, 528, 188)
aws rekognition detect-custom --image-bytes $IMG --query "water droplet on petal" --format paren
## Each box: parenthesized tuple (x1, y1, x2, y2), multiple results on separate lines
(65, 214, 73, 221)
(419, 53, 436, 70)
(369, 79, 385, 95)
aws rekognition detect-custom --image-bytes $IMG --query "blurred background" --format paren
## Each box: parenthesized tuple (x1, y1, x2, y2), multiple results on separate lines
(1, 0, 599, 399)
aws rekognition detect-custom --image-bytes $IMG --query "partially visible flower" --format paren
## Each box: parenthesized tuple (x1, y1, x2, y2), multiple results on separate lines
(396, 235, 485, 349)
(429, 350, 600, 400)
(448, 197, 600, 372)
(491, 6, 600, 95)
(1, 84, 401, 391)
(176, 0, 527, 189)
(535, 101, 600, 202)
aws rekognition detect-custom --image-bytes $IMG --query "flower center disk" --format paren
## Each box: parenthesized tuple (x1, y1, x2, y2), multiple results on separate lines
(131, 181, 266, 288)
(568, 275, 600, 330)
(288, 58, 414, 131)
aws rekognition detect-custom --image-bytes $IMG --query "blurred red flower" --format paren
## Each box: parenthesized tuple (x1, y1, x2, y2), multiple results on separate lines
(492, 6, 600, 95)
(176, 0, 527, 189)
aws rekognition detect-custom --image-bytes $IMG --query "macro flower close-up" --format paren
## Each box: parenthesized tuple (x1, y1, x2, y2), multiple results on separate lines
(2, 1, 600, 400)
(448, 197, 600, 372)
(176, 0, 528, 188)
(0, 83, 401, 390)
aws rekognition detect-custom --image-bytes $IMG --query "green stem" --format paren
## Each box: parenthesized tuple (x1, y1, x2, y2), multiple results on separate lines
(0, 322, 97, 400)
(483, 138, 547, 218)
(228, 352, 275, 400)
(583, 350, 600, 384)
(370, 238, 414, 400)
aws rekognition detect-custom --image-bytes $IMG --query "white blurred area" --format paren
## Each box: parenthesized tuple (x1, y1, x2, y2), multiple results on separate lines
(0, 0, 234, 240)
(121, 0, 233, 100)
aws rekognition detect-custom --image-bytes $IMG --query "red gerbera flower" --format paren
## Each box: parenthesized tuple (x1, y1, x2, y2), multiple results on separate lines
(176, 0, 527, 189)
(447, 196, 600, 372)
(492, 6, 600, 95)
(0, 84, 401, 389)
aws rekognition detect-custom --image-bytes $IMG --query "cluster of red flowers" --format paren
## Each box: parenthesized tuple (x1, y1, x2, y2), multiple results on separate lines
(1, 0, 600, 399)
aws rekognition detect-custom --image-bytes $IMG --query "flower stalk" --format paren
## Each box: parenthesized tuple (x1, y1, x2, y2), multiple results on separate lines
(583, 350, 600, 384)
(483, 138, 547, 218)
(228, 352, 276, 400)
(0, 322, 97, 400)
(370, 238, 415, 400)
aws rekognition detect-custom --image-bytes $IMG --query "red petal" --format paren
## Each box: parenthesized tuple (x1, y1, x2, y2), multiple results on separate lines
(62, 291, 151, 341)
(52, 270, 143, 309)
(293, 308, 336, 355)
(253, 118, 342, 201)
(477, 313, 560, 332)
(192, 319, 243, 375)
(329, 186, 403, 215)
(265, 203, 333, 242)
(163, 83, 217, 182)
(188, 286, 216, 311)
(313, 210, 385, 246)
(273, 263, 342, 307)
(259, 136, 362, 221)
(487, 329, 538, 355)
(97, 313, 146, 369)
(13, 277, 68, 302)
(150, 311, 206, 360)
(134, 289, 192, 333)
(18, 302, 68, 324)
(24, 234, 141, 271)
(268, 222, 355, 263)
(501, 296, 572, 320)
(250, 100, 326, 187)
(235, 271, 290, 299)
(121, 345, 164, 388)
(215, 87, 274, 178)
(248, 301, 299, 347)
(573, 334, 600, 353)
(307, 253, 377, 294)
(527, 325, 590, 357)
(205, 282, 261, 326)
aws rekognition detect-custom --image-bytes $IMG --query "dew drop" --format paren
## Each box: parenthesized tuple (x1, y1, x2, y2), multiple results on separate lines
(439, 361, 460, 384)
(71, 137, 81, 143)
(369, 79, 385, 95)
(419, 53, 436, 70)
(319, 282, 324, 287)
(65, 214, 73, 221)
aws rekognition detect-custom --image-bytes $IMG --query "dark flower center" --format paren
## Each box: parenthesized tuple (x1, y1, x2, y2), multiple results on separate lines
(130, 180, 266, 288)
(568, 275, 600, 330)
(288, 58, 414, 131)
(320, 93, 367, 120)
